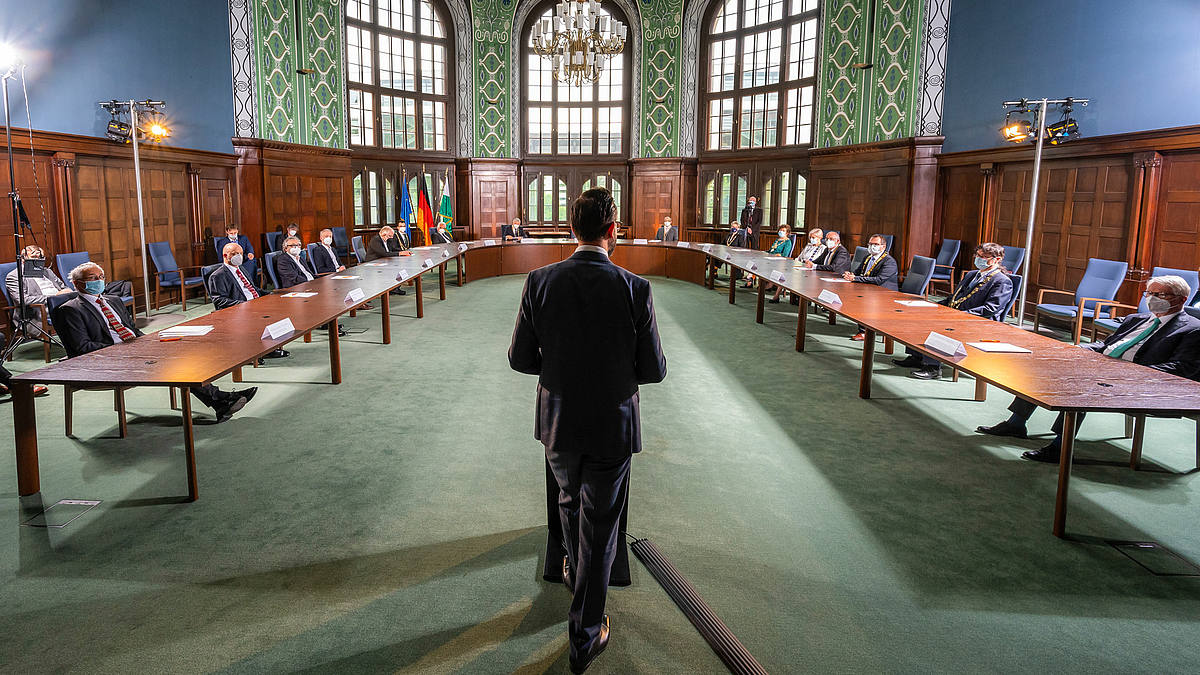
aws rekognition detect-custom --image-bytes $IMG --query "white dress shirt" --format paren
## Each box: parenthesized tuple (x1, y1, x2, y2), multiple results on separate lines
(1102, 311, 1180, 362)
(80, 293, 126, 343)
(289, 252, 314, 281)
(321, 243, 339, 266)
(575, 244, 610, 257)
(224, 262, 258, 301)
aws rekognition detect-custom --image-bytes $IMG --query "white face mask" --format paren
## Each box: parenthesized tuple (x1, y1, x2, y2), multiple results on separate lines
(809, 237, 820, 245)
(287, 246, 301, 256)
(228, 233, 238, 241)
(322, 236, 332, 245)
(1147, 296, 1174, 315)
(778, 230, 786, 238)
(825, 239, 837, 248)
(868, 244, 884, 255)
(229, 253, 244, 267)
(287, 230, 298, 237)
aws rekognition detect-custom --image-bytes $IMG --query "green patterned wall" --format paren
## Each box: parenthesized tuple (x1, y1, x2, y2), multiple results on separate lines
(251, 0, 345, 147)
(472, 0, 518, 158)
(818, 0, 925, 147)
(640, 0, 684, 157)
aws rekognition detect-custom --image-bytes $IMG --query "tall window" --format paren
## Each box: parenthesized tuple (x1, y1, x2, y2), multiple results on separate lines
(522, 3, 630, 157)
(702, 0, 818, 152)
(346, 0, 453, 152)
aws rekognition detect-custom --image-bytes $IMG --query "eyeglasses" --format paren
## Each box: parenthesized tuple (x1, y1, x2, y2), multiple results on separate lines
(1143, 291, 1181, 299)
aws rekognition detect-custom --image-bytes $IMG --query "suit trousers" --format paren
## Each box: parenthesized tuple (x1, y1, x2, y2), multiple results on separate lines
(1008, 396, 1084, 444)
(105, 280, 133, 298)
(545, 445, 631, 659)
(189, 384, 230, 410)
(903, 346, 940, 367)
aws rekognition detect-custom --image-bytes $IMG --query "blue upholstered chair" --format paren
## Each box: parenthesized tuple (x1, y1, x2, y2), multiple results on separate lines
(1033, 258, 1129, 343)
(1089, 267, 1200, 342)
(264, 251, 283, 290)
(56, 251, 136, 314)
(1001, 245, 1026, 275)
(264, 231, 283, 254)
(1001, 274, 1023, 322)
(306, 243, 323, 275)
(900, 255, 936, 296)
(148, 242, 206, 311)
(927, 239, 961, 295)
(352, 236, 367, 265)
(331, 227, 350, 260)
(880, 234, 894, 253)
(850, 246, 869, 272)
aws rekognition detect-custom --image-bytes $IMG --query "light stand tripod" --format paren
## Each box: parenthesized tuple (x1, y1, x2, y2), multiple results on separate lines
(1, 60, 61, 362)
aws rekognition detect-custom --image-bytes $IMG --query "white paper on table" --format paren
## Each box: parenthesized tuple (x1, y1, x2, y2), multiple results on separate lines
(396, 270, 410, 282)
(925, 332, 967, 356)
(261, 318, 295, 340)
(966, 342, 1032, 353)
(280, 292, 318, 298)
(413, 246, 433, 250)
(442, 249, 451, 257)
(483, 239, 497, 246)
(731, 248, 750, 252)
(458, 243, 468, 252)
(822, 278, 851, 283)
(649, 239, 661, 242)
(817, 289, 842, 305)
(895, 300, 937, 307)
(634, 238, 649, 245)
(158, 325, 213, 337)
(422, 258, 434, 268)
(363, 262, 387, 266)
(345, 288, 366, 303)
(676, 241, 689, 248)
(330, 275, 360, 280)
(769, 270, 786, 283)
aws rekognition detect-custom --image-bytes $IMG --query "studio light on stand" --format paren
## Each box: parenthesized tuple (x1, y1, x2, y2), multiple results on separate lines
(99, 99, 170, 319)
(999, 96, 1088, 327)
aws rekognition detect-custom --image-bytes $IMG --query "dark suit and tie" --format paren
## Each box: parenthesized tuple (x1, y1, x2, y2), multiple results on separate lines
(509, 233, 666, 669)
(207, 263, 271, 311)
(812, 245, 851, 274)
(311, 242, 343, 275)
(655, 224, 679, 241)
(852, 252, 899, 290)
(502, 222, 524, 240)
(899, 266, 1015, 375)
(275, 252, 315, 289)
(429, 227, 453, 244)
(365, 234, 402, 261)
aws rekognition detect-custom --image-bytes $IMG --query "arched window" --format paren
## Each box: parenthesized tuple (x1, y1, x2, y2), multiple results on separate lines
(702, 0, 819, 152)
(346, 0, 454, 152)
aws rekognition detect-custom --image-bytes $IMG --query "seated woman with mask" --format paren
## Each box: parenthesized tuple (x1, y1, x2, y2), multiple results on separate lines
(762, 225, 794, 301)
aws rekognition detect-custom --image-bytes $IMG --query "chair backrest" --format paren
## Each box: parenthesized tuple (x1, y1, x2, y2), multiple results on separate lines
(935, 239, 961, 268)
(899, 255, 936, 295)
(851, 246, 869, 270)
(1149, 266, 1200, 311)
(788, 233, 797, 249)
(56, 251, 91, 282)
(264, 251, 282, 289)
(880, 234, 894, 253)
(1001, 245, 1025, 274)
(200, 264, 221, 286)
(1075, 258, 1129, 311)
(1186, 306, 1200, 321)
(352, 235, 366, 264)
(1001, 274, 1023, 321)
(306, 243, 321, 273)
(264, 231, 283, 253)
(0, 261, 16, 307)
(332, 226, 350, 250)
(147, 241, 181, 285)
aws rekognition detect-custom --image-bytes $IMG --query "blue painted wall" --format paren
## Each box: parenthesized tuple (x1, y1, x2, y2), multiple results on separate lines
(0, 0, 234, 154)
(941, 0, 1200, 153)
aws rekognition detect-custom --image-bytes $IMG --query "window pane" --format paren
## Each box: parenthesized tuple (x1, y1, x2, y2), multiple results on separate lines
(720, 173, 731, 223)
(704, 178, 715, 224)
(742, 29, 782, 88)
(598, 107, 621, 154)
(528, 106, 551, 154)
(420, 42, 445, 95)
(378, 0, 415, 32)
(422, 100, 446, 150)
(598, 52, 623, 101)
(347, 27, 373, 85)
(739, 92, 777, 148)
(790, 0, 818, 15)
(784, 85, 813, 145)
(528, 180, 538, 221)
(369, 172, 380, 224)
(712, 0, 738, 33)
(762, 177, 772, 230)
(347, 0, 369, 22)
(708, 98, 734, 150)
(380, 95, 417, 149)
(610, 177, 622, 216)
(349, 89, 373, 146)
(379, 35, 415, 91)
(709, 38, 736, 92)
(558, 179, 568, 222)
(787, 18, 817, 80)
(779, 172, 790, 227)
(736, 175, 748, 225)
(795, 173, 807, 226)
(386, 177, 396, 222)
(353, 174, 364, 225)
(542, 175, 553, 222)
(529, 53, 552, 102)
(420, 0, 445, 38)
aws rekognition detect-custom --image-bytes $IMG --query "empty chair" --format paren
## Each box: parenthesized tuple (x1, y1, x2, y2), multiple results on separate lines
(148, 241, 206, 311)
(1033, 257, 1129, 343)
(55, 251, 136, 314)
(264, 251, 283, 290)
(352, 236, 367, 265)
(264, 231, 283, 253)
(900, 255, 936, 296)
(331, 226, 350, 260)
(927, 239, 962, 295)
(850, 246, 869, 271)
(1000, 274, 1023, 322)
(305, 243, 322, 274)
(1090, 266, 1200, 342)
(1001, 245, 1026, 274)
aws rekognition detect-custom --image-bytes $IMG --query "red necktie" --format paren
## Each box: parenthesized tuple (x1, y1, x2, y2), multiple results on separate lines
(234, 268, 259, 298)
(97, 297, 136, 342)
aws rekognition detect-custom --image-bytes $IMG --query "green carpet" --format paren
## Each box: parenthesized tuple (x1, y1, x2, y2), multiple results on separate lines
(2, 271, 1200, 674)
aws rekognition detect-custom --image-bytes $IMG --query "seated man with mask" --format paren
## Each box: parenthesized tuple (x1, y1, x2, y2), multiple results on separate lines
(502, 217, 525, 241)
(277, 236, 347, 337)
(893, 242, 1014, 379)
(208, 242, 288, 359)
(311, 228, 346, 275)
(804, 231, 851, 274)
(5, 245, 75, 332)
(844, 234, 898, 341)
(976, 275, 1200, 462)
(655, 217, 679, 242)
(56, 262, 255, 422)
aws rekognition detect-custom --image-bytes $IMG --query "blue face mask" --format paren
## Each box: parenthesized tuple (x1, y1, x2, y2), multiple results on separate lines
(83, 279, 105, 295)
(974, 257, 989, 270)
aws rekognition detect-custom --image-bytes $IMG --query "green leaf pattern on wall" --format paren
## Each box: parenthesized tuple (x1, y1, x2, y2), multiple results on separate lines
(640, 0, 683, 157)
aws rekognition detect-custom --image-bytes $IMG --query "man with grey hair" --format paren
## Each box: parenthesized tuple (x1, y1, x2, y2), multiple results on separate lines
(311, 228, 345, 275)
(978, 274, 1200, 462)
(275, 236, 315, 289)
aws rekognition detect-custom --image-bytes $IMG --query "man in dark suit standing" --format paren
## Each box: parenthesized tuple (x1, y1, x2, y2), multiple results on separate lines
(893, 242, 1014, 379)
(509, 187, 667, 673)
(977, 275, 1200, 462)
(208, 243, 288, 359)
(56, 262, 255, 422)
(312, 228, 346, 275)
(806, 230, 851, 274)
(655, 216, 679, 242)
(739, 196, 762, 245)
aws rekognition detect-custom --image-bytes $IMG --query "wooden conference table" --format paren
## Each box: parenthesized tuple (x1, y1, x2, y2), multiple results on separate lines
(12, 237, 1200, 537)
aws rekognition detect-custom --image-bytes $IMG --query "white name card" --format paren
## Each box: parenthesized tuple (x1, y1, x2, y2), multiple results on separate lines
(422, 258, 434, 268)
(483, 239, 497, 246)
(261, 317, 295, 340)
(441, 249, 451, 257)
(924, 331, 967, 357)
(345, 288, 366, 304)
(634, 238, 649, 245)
(676, 241, 689, 248)
(458, 243, 468, 252)
(396, 270, 410, 282)
(817, 289, 842, 305)
(724, 253, 733, 261)
(700, 243, 713, 252)
(769, 270, 786, 283)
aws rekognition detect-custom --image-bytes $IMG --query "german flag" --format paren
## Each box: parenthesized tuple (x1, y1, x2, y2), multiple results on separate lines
(415, 172, 434, 245)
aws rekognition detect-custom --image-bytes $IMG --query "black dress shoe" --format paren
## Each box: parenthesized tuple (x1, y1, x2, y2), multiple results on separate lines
(562, 556, 574, 596)
(338, 325, 349, 337)
(390, 288, 407, 295)
(570, 615, 610, 674)
(265, 348, 288, 358)
(975, 420, 1028, 439)
(214, 395, 248, 423)
(256, 357, 265, 366)
(232, 387, 258, 404)
(1022, 445, 1062, 463)
(908, 365, 943, 380)
(892, 354, 924, 368)
(768, 297, 780, 304)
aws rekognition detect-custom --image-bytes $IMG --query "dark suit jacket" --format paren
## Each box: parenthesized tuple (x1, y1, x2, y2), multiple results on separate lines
(365, 235, 401, 261)
(1084, 311, 1200, 380)
(429, 228, 453, 244)
(213, 234, 255, 259)
(739, 206, 762, 231)
(942, 269, 1014, 321)
(509, 250, 667, 458)
(311, 243, 342, 275)
(275, 253, 314, 289)
(655, 225, 679, 242)
(726, 227, 758, 250)
(54, 293, 143, 358)
(502, 224, 524, 239)
(854, 253, 899, 291)
(813, 245, 851, 274)
(208, 264, 270, 310)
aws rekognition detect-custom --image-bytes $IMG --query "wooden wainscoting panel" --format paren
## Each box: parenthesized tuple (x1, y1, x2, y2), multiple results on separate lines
(1155, 152, 1200, 272)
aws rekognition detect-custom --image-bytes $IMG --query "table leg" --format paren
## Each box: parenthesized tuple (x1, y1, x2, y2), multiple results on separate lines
(756, 278, 766, 323)
(115, 388, 128, 438)
(439, 264, 446, 300)
(233, 366, 243, 383)
(13, 382, 40, 497)
(381, 291, 391, 344)
(796, 298, 809, 352)
(728, 273, 736, 304)
(182, 388, 197, 502)
(859, 328, 876, 399)
(457, 255, 464, 286)
(705, 256, 714, 289)
(1129, 415, 1146, 470)
(329, 319, 342, 385)
(1052, 411, 1077, 538)
(303, 331, 312, 343)
(415, 275, 424, 318)
(884, 336, 894, 355)
(974, 378, 988, 402)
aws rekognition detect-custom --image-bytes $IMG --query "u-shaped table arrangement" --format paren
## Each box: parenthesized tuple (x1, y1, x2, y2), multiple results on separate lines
(12, 238, 1200, 537)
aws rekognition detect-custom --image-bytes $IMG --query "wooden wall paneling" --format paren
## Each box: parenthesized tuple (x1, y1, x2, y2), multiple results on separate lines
(935, 165, 984, 272)
(0, 150, 60, 263)
(458, 158, 519, 240)
(1153, 150, 1200, 276)
(611, 244, 665, 276)
(630, 158, 698, 241)
(51, 152, 75, 254)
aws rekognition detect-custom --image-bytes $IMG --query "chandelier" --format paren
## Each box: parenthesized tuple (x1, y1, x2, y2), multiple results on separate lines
(532, 0, 627, 86)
